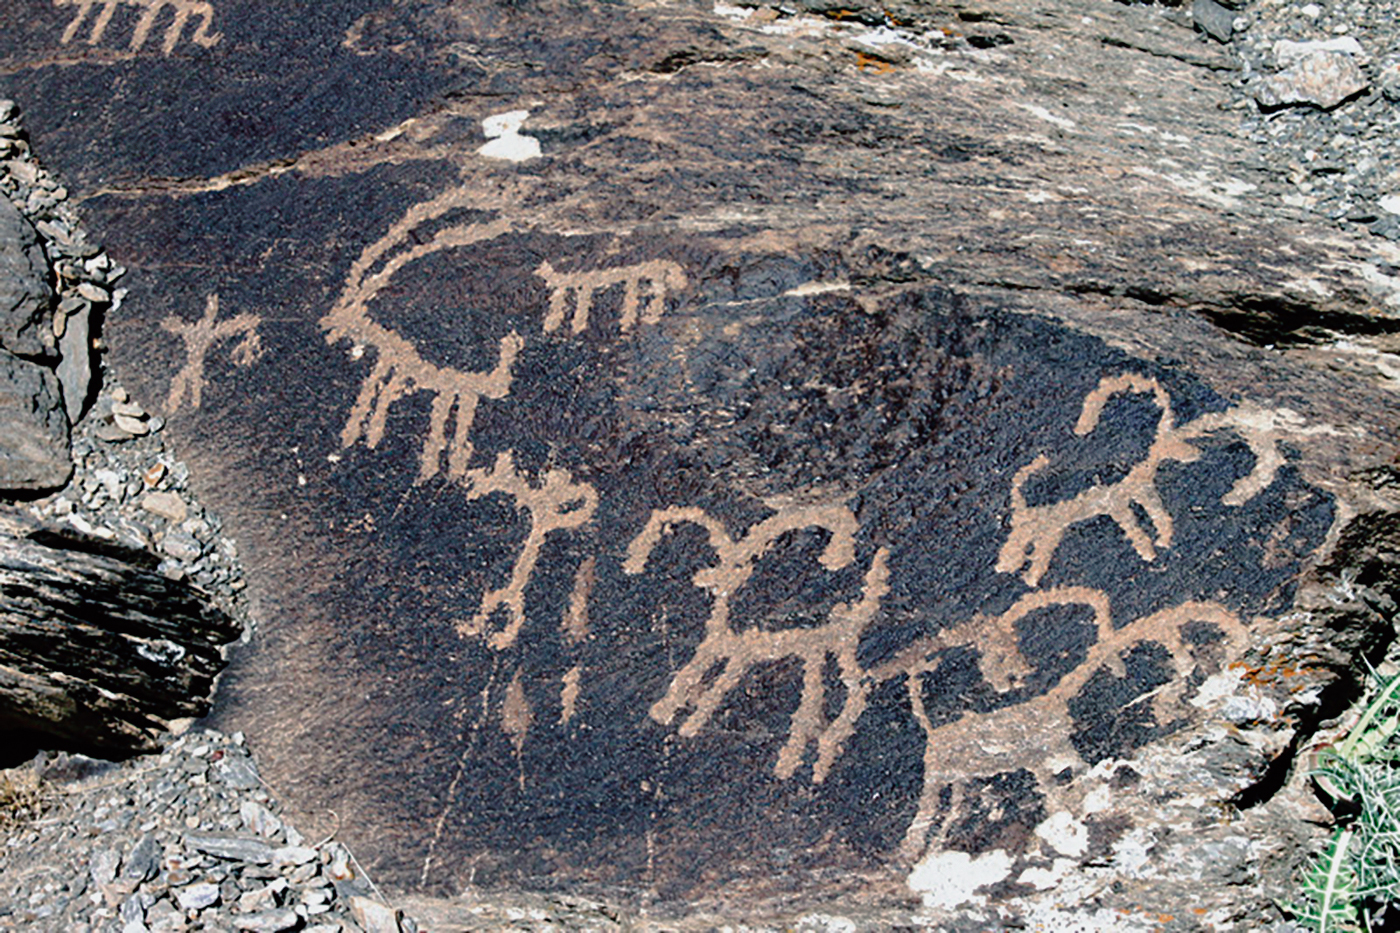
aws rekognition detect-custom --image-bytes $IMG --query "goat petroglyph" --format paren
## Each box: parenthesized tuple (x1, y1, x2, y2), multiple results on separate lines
(456, 451, 599, 651)
(998, 373, 1288, 586)
(56, 0, 221, 55)
(869, 588, 1248, 860)
(536, 258, 687, 336)
(321, 205, 524, 482)
(161, 293, 261, 413)
(625, 503, 889, 782)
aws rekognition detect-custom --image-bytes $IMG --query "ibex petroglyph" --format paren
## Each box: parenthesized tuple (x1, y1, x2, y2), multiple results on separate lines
(871, 588, 1247, 860)
(998, 373, 1287, 586)
(322, 209, 524, 482)
(625, 503, 889, 781)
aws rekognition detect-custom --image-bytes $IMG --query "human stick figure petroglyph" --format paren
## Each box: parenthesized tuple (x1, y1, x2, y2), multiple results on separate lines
(625, 503, 890, 782)
(454, 451, 599, 651)
(321, 208, 525, 482)
(55, 0, 221, 55)
(536, 258, 687, 336)
(997, 372, 1289, 586)
(162, 293, 261, 413)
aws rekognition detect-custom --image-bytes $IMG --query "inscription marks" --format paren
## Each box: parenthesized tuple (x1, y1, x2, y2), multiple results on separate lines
(56, 0, 221, 55)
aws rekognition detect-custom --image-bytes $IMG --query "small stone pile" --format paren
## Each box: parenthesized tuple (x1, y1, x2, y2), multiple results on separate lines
(0, 96, 129, 493)
(1218, 0, 1400, 240)
(1, 729, 420, 933)
(1, 97, 244, 603)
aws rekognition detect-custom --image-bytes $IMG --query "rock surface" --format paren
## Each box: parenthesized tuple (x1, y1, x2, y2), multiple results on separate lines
(3, 0, 1400, 929)
(0, 347, 70, 491)
(0, 196, 51, 361)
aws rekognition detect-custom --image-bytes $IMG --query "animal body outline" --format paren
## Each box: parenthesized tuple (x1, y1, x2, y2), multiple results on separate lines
(997, 372, 1288, 586)
(55, 0, 221, 55)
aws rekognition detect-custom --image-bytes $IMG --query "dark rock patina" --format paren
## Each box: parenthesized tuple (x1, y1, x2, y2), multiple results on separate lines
(4, 0, 1400, 926)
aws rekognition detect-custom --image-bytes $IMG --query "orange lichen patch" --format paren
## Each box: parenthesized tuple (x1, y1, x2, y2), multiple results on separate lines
(855, 52, 895, 74)
(1228, 658, 1323, 691)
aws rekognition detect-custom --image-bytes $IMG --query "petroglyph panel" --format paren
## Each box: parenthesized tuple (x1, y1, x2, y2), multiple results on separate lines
(91, 178, 1339, 901)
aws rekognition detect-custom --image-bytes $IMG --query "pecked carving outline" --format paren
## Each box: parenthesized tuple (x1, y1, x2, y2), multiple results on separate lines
(997, 372, 1290, 586)
(162, 293, 261, 413)
(55, 0, 221, 55)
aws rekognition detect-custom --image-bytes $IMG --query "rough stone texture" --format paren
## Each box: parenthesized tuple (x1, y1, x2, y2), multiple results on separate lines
(4, 0, 1400, 929)
(0, 510, 242, 753)
(0, 348, 69, 491)
(1253, 50, 1369, 110)
(0, 195, 51, 361)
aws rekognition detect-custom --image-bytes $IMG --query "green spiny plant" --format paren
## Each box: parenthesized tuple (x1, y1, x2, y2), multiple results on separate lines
(1290, 667, 1400, 931)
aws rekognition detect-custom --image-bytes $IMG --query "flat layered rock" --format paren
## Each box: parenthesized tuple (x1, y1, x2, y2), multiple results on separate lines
(4, 0, 1400, 926)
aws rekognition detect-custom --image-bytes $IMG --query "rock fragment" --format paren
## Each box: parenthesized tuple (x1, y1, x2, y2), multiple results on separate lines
(1192, 0, 1234, 42)
(0, 195, 53, 360)
(350, 895, 407, 933)
(183, 832, 276, 864)
(141, 490, 189, 522)
(1254, 50, 1368, 110)
(0, 346, 71, 492)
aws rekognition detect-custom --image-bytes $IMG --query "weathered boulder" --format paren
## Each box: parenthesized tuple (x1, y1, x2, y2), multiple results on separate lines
(4, 0, 1400, 927)
(0, 511, 242, 755)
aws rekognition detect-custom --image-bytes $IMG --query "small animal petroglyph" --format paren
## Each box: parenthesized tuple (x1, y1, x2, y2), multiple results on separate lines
(536, 258, 687, 336)
(56, 0, 221, 55)
(322, 209, 524, 482)
(456, 451, 598, 651)
(625, 503, 889, 782)
(997, 373, 1289, 586)
(162, 293, 261, 413)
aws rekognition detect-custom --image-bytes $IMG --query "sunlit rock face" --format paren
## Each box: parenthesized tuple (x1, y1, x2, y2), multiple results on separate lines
(3, 0, 1398, 921)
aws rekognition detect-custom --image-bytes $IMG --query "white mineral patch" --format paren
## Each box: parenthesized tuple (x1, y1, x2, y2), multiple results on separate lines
(478, 110, 541, 162)
(1016, 102, 1077, 130)
(1018, 857, 1077, 890)
(1190, 667, 1246, 710)
(1035, 811, 1089, 857)
(1220, 688, 1278, 725)
(1274, 36, 1366, 67)
(1111, 827, 1156, 878)
(907, 849, 1013, 909)
(1379, 194, 1400, 215)
(1082, 782, 1112, 815)
(784, 280, 852, 297)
